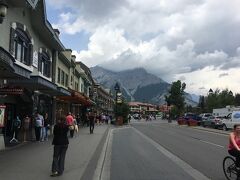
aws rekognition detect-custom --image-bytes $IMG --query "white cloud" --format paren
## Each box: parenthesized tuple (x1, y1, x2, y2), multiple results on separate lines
(46, 0, 240, 94)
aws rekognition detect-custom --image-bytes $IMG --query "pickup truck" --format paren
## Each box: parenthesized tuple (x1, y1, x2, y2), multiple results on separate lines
(221, 111, 240, 131)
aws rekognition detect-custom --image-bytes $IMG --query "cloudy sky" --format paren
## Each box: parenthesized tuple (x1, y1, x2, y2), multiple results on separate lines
(45, 0, 240, 95)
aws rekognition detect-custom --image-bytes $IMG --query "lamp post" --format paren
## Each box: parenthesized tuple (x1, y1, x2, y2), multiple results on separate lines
(0, 0, 8, 24)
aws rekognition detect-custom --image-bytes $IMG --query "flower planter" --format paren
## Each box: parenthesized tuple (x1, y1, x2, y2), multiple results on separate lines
(177, 119, 186, 125)
(116, 116, 123, 126)
(187, 119, 198, 126)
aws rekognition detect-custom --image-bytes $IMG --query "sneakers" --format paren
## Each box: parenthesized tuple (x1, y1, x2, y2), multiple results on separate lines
(50, 172, 59, 177)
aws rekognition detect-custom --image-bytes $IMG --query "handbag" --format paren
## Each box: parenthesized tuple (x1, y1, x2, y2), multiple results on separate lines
(75, 125, 78, 132)
(69, 125, 74, 130)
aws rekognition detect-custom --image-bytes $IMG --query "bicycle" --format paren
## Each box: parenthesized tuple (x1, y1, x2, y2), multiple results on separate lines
(223, 156, 240, 180)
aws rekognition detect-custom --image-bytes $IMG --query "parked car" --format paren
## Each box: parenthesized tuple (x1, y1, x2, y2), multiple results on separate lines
(201, 116, 223, 129)
(184, 113, 202, 125)
(199, 113, 212, 120)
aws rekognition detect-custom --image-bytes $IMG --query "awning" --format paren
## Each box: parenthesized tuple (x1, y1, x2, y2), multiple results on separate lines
(7, 76, 70, 96)
(58, 89, 94, 106)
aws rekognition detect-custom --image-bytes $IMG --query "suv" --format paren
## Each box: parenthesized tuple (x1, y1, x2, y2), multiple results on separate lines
(201, 116, 223, 129)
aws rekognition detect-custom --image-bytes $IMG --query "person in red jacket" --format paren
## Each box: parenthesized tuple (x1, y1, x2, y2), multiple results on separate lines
(66, 112, 74, 138)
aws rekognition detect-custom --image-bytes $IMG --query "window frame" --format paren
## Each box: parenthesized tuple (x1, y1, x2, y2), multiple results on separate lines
(13, 29, 30, 65)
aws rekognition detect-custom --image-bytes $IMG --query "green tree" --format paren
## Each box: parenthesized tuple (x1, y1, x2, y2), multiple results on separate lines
(114, 102, 130, 124)
(218, 89, 234, 107)
(205, 88, 235, 112)
(235, 93, 240, 106)
(198, 95, 205, 112)
(205, 88, 220, 112)
(165, 80, 186, 117)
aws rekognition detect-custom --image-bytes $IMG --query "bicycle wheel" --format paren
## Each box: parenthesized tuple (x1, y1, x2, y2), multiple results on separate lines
(223, 156, 238, 180)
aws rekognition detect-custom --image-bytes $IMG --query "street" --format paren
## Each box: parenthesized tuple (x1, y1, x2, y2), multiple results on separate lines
(103, 120, 229, 180)
(0, 120, 230, 180)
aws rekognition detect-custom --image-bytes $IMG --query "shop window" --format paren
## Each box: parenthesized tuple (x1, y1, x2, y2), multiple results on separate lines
(12, 28, 32, 66)
(38, 52, 51, 78)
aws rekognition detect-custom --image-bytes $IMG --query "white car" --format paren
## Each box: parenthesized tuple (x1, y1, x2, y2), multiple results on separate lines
(200, 113, 212, 120)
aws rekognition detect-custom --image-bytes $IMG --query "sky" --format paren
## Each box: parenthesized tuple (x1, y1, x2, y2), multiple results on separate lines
(45, 0, 240, 96)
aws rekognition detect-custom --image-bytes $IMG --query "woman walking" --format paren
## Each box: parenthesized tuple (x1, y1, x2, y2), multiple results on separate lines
(51, 116, 69, 177)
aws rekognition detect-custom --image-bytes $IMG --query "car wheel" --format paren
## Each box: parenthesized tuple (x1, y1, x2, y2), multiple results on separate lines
(223, 124, 228, 131)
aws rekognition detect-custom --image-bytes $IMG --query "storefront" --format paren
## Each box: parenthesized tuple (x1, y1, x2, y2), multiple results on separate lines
(0, 46, 32, 149)
(57, 89, 93, 122)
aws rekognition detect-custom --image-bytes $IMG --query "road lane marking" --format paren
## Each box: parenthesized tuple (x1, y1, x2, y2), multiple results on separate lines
(199, 139, 224, 148)
(93, 128, 113, 180)
(132, 127, 211, 180)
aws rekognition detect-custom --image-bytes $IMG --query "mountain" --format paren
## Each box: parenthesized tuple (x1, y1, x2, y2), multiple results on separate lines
(90, 66, 198, 106)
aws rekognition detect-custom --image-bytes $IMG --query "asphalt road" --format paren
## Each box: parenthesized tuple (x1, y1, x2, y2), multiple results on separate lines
(109, 121, 229, 180)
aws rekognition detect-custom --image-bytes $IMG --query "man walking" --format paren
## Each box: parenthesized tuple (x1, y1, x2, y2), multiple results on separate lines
(35, 112, 43, 142)
(88, 111, 95, 134)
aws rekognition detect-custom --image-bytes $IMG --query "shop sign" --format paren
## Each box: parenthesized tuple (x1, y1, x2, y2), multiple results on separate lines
(0, 105, 6, 127)
(0, 88, 23, 95)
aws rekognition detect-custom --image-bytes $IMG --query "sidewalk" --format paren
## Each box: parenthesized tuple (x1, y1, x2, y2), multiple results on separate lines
(0, 124, 109, 180)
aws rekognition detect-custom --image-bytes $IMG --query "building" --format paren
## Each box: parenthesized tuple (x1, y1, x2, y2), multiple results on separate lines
(93, 83, 114, 116)
(128, 102, 158, 115)
(0, 0, 97, 149)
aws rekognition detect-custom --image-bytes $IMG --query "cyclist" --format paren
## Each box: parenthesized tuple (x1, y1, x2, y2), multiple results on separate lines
(228, 124, 240, 168)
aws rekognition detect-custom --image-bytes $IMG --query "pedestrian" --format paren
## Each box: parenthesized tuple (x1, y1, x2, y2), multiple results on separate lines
(44, 113, 50, 141)
(12, 116, 21, 141)
(23, 115, 30, 142)
(128, 114, 131, 123)
(51, 116, 69, 177)
(66, 112, 74, 138)
(34, 112, 43, 142)
(88, 111, 95, 134)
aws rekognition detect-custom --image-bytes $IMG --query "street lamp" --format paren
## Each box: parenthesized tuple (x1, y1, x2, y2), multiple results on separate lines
(0, 0, 8, 24)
